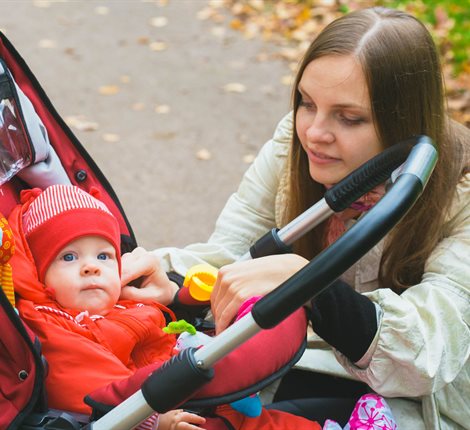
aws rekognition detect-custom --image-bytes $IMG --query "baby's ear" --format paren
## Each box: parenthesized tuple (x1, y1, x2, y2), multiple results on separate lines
(88, 186, 102, 200)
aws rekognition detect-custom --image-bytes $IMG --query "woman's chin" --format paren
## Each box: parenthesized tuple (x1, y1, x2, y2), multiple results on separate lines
(309, 171, 341, 187)
(308, 164, 351, 186)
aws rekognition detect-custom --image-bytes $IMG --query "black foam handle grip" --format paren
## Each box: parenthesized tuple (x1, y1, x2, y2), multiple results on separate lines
(141, 348, 214, 413)
(324, 138, 417, 212)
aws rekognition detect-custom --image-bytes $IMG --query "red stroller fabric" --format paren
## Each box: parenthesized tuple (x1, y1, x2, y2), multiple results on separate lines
(0, 282, 45, 429)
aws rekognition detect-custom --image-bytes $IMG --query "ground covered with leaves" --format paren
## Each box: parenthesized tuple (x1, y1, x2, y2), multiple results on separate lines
(203, 0, 469, 127)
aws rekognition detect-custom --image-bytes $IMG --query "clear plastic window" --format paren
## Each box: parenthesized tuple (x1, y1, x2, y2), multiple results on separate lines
(0, 95, 32, 185)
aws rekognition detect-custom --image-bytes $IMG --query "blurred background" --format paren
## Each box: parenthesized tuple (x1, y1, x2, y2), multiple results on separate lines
(1, 0, 467, 249)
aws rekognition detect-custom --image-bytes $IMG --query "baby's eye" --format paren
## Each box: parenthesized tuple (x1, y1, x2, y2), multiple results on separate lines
(62, 253, 76, 262)
(97, 253, 109, 261)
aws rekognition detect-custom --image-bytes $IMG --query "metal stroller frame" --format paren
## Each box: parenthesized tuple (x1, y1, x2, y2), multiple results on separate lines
(86, 136, 437, 430)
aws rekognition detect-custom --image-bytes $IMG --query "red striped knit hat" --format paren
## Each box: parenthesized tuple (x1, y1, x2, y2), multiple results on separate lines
(21, 184, 121, 282)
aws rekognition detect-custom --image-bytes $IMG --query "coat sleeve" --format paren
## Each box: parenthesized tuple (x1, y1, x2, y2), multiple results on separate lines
(153, 112, 293, 276)
(335, 175, 470, 397)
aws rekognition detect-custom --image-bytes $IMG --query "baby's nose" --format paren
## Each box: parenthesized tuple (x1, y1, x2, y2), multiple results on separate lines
(81, 263, 100, 276)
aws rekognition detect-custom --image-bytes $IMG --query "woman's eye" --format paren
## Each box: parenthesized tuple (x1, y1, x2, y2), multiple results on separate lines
(340, 114, 363, 126)
(299, 98, 315, 110)
(62, 253, 76, 262)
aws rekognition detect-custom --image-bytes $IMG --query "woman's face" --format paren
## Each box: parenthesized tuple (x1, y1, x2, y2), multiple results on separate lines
(296, 55, 384, 186)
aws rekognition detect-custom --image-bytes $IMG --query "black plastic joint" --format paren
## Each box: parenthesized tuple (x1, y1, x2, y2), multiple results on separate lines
(249, 228, 292, 259)
(141, 348, 214, 413)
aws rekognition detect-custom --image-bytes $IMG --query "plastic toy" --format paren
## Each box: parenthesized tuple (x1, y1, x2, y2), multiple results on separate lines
(183, 263, 218, 301)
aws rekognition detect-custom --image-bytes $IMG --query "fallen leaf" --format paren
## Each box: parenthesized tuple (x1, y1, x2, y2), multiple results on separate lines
(238, 133, 248, 144)
(149, 41, 167, 51)
(155, 104, 171, 114)
(196, 148, 212, 160)
(260, 85, 274, 96)
(102, 133, 120, 143)
(99, 85, 120, 96)
(281, 75, 294, 86)
(211, 13, 226, 24)
(230, 19, 244, 31)
(33, 0, 51, 8)
(208, 0, 223, 8)
(256, 52, 270, 62)
(64, 47, 76, 56)
(131, 102, 146, 111)
(243, 24, 259, 40)
(223, 82, 247, 93)
(65, 116, 99, 132)
(38, 39, 57, 49)
(447, 92, 470, 111)
(153, 131, 177, 140)
(248, 0, 264, 11)
(137, 36, 151, 45)
(150, 16, 168, 27)
(211, 26, 226, 37)
(243, 153, 256, 164)
(95, 6, 110, 15)
(197, 7, 214, 21)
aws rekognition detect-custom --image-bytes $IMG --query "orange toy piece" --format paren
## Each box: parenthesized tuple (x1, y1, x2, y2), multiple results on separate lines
(183, 263, 219, 301)
(0, 215, 15, 308)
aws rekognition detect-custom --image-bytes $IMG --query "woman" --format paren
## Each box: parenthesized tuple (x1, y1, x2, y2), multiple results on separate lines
(123, 7, 470, 429)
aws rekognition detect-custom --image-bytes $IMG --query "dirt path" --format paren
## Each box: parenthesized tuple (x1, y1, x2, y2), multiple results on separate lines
(1, 0, 291, 248)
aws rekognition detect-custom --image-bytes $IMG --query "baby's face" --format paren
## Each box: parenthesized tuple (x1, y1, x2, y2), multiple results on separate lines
(44, 236, 121, 316)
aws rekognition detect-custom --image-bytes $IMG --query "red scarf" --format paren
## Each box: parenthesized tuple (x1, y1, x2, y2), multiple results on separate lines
(325, 184, 386, 246)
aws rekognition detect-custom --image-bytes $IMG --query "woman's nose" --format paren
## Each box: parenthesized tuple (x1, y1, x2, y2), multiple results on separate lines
(306, 115, 335, 144)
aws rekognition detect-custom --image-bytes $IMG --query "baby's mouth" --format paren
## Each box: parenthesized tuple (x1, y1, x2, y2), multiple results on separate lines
(83, 283, 102, 291)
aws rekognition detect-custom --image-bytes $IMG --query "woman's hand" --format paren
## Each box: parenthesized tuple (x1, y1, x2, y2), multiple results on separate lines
(158, 409, 206, 430)
(211, 254, 308, 333)
(120, 247, 178, 306)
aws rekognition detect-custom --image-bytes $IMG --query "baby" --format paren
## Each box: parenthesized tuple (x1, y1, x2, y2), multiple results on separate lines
(16, 184, 205, 429)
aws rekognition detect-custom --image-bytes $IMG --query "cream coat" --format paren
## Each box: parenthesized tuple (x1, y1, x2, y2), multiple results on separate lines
(154, 113, 470, 429)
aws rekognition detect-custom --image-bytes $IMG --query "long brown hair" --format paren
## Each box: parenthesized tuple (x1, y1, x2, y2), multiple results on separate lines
(284, 7, 469, 291)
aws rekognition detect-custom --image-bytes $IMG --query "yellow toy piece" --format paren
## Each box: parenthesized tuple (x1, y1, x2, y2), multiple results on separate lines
(183, 263, 219, 301)
(0, 215, 15, 308)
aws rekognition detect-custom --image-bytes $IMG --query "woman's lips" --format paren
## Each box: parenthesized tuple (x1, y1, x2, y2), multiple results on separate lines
(306, 148, 341, 165)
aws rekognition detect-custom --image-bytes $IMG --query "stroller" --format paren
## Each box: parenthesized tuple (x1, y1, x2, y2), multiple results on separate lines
(0, 30, 307, 430)
(0, 30, 437, 430)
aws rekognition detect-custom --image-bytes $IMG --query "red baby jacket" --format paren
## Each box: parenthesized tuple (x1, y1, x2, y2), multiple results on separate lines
(9, 203, 176, 414)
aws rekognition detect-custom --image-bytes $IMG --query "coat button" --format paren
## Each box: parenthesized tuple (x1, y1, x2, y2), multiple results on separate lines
(75, 169, 88, 182)
(18, 370, 29, 381)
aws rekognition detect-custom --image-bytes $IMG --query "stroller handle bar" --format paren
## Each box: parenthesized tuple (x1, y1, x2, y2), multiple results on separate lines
(243, 135, 432, 260)
(89, 136, 437, 430)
